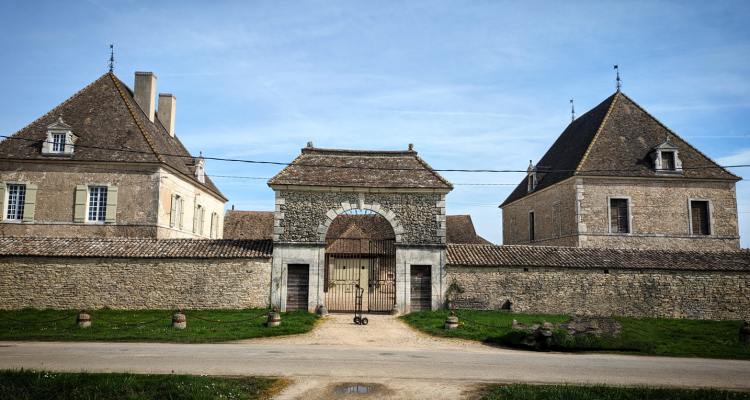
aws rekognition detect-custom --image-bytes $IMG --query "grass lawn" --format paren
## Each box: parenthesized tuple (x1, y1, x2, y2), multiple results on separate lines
(0, 308, 318, 343)
(480, 383, 750, 400)
(0, 369, 282, 400)
(400, 310, 750, 360)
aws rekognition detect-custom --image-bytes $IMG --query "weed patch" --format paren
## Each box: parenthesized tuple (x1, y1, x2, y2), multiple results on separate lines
(480, 383, 750, 400)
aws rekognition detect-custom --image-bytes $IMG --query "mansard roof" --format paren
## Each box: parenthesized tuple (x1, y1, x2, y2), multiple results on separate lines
(447, 244, 750, 271)
(268, 146, 453, 190)
(0, 237, 272, 258)
(0, 72, 226, 201)
(501, 91, 740, 207)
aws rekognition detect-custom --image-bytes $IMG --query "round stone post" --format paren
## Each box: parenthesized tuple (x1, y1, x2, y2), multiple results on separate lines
(445, 311, 459, 330)
(172, 309, 186, 329)
(316, 305, 329, 316)
(76, 309, 91, 328)
(267, 308, 281, 327)
(740, 322, 750, 343)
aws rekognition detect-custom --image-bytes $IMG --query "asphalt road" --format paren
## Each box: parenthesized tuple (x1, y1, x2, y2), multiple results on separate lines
(1, 341, 749, 390)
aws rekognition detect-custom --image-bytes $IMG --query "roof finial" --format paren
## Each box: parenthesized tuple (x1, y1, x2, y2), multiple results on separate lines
(408, 143, 413, 151)
(614, 64, 621, 92)
(108, 44, 116, 72)
(570, 99, 576, 122)
(199, 151, 203, 158)
(307, 141, 313, 148)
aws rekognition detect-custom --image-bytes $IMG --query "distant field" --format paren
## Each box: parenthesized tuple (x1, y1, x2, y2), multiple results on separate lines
(0, 308, 318, 343)
(401, 310, 750, 360)
(480, 383, 750, 400)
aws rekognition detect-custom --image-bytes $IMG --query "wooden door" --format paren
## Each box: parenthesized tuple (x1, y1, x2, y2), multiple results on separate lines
(410, 265, 432, 312)
(286, 264, 309, 311)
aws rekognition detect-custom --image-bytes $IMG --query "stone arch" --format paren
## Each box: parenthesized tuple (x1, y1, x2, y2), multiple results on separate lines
(316, 199, 405, 243)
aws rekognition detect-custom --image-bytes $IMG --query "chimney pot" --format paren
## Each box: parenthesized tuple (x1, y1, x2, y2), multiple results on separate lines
(134, 72, 157, 122)
(158, 93, 177, 137)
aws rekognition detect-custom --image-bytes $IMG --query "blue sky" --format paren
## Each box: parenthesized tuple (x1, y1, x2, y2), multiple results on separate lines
(1, 1, 749, 246)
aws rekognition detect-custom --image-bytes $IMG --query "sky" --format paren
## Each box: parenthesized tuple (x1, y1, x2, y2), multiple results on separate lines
(1, 1, 749, 246)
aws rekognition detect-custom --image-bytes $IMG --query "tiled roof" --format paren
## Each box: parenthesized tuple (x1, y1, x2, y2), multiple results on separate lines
(0, 237, 272, 258)
(268, 147, 453, 189)
(447, 244, 750, 271)
(446, 215, 493, 245)
(326, 214, 395, 240)
(0, 72, 225, 201)
(223, 210, 274, 240)
(501, 92, 740, 207)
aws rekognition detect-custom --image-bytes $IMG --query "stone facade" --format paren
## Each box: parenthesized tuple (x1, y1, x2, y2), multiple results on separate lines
(0, 162, 225, 239)
(274, 190, 445, 245)
(447, 265, 750, 320)
(0, 256, 271, 310)
(502, 176, 740, 251)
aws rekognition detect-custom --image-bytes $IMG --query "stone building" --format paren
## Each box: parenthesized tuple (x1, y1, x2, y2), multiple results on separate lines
(0, 71, 226, 238)
(500, 90, 741, 250)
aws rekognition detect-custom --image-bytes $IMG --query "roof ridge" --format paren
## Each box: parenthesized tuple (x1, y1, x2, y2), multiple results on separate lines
(574, 92, 620, 175)
(109, 72, 164, 162)
(415, 155, 453, 189)
(1, 73, 110, 146)
(617, 92, 741, 181)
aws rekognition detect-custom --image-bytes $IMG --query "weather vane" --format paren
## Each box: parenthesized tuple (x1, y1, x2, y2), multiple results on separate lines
(108, 44, 116, 72)
(614, 64, 621, 91)
(570, 99, 576, 122)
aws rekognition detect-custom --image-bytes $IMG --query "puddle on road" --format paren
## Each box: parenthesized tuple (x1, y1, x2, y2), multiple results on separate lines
(334, 385, 373, 394)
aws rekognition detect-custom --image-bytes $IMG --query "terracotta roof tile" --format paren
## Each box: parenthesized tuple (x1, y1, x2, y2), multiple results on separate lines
(0, 237, 271, 258)
(446, 215, 492, 244)
(447, 244, 750, 271)
(223, 210, 274, 240)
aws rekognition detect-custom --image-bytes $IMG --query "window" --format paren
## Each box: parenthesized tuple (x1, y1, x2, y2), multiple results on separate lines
(210, 212, 219, 238)
(653, 139, 681, 174)
(170, 194, 184, 229)
(52, 134, 66, 152)
(690, 201, 710, 235)
(87, 187, 108, 222)
(528, 212, 535, 241)
(6, 185, 26, 220)
(195, 205, 205, 235)
(527, 160, 537, 192)
(661, 151, 675, 171)
(609, 198, 629, 233)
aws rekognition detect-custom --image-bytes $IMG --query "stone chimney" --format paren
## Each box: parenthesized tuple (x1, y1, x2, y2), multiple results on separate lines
(134, 72, 157, 122)
(158, 93, 176, 137)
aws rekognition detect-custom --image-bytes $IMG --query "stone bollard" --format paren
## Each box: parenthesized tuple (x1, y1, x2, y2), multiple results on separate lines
(390, 307, 400, 316)
(76, 309, 91, 328)
(740, 322, 750, 343)
(266, 308, 281, 327)
(316, 305, 329, 316)
(445, 312, 459, 330)
(172, 309, 186, 329)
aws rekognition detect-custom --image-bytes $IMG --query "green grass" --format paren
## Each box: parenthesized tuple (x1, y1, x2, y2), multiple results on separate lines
(0, 369, 279, 400)
(400, 310, 750, 360)
(480, 383, 750, 400)
(0, 308, 318, 343)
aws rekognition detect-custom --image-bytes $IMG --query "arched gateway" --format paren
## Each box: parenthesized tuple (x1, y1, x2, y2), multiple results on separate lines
(267, 144, 453, 314)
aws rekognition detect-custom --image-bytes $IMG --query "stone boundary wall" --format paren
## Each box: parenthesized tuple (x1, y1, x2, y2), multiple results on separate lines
(447, 265, 750, 320)
(0, 256, 271, 310)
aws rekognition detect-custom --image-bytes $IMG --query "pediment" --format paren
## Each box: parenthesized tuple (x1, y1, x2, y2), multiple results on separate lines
(653, 139, 678, 150)
(46, 118, 72, 131)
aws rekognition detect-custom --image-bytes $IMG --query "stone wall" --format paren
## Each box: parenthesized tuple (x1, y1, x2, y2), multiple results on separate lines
(0, 256, 272, 310)
(275, 190, 444, 245)
(447, 265, 750, 320)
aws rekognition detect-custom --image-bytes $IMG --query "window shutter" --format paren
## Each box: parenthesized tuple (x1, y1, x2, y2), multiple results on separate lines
(618, 201, 628, 233)
(179, 198, 185, 229)
(201, 208, 206, 235)
(22, 184, 37, 222)
(0, 185, 5, 220)
(170, 194, 176, 227)
(193, 201, 198, 233)
(74, 185, 87, 222)
(691, 201, 709, 235)
(105, 186, 118, 223)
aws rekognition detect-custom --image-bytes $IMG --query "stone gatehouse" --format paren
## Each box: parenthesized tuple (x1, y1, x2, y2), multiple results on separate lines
(267, 144, 453, 313)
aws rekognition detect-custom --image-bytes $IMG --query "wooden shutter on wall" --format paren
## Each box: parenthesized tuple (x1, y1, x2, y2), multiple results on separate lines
(105, 186, 118, 223)
(22, 184, 37, 222)
(691, 201, 709, 235)
(179, 198, 185, 229)
(0, 185, 5, 220)
(528, 212, 535, 241)
(74, 185, 87, 222)
(193, 200, 198, 233)
(170, 194, 177, 227)
(201, 208, 206, 235)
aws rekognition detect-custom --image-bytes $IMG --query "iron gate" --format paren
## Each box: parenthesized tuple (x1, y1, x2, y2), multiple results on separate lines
(324, 238, 396, 313)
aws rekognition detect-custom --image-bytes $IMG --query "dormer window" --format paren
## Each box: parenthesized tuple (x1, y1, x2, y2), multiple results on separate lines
(653, 137, 681, 175)
(42, 117, 74, 157)
(194, 152, 205, 184)
(527, 160, 538, 192)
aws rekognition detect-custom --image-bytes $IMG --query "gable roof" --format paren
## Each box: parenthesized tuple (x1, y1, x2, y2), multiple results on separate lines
(447, 244, 750, 271)
(0, 72, 226, 201)
(446, 215, 492, 244)
(268, 146, 453, 190)
(501, 91, 740, 207)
